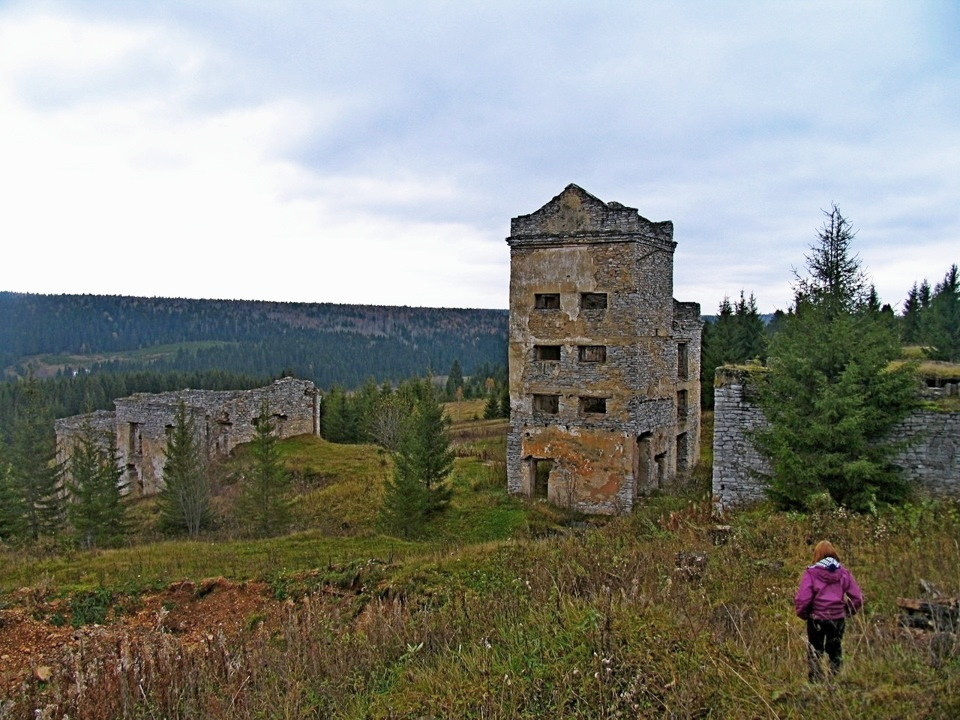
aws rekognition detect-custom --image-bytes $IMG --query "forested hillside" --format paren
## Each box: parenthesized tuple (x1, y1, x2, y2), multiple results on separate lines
(0, 292, 508, 389)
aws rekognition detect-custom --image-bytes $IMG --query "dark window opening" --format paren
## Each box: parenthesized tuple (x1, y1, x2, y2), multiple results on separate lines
(533, 394, 560, 414)
(580, 292, 608, 310)
(677, 390, 688, 421)
(534, 345, 562, 361)
(535, 293, 560, 309)
(533, 459, 553, 498)
(579, 396, 607, 414)
(677, 432, 690, 472)
(578, 345, 607, 363)
(678, 342, 689, 380)
(654, 452, 667, 488)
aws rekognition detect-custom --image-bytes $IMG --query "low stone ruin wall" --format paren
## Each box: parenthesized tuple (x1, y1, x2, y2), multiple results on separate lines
(712, 367, 960, 509)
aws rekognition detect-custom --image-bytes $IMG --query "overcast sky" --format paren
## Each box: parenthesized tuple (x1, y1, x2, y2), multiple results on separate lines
(1, 1, 957, 313)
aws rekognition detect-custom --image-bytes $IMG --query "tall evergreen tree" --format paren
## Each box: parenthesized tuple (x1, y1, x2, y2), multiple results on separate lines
(498, 384, 511, 419)
(0, 442, 28, 542)
(701, 293, 767, 409)
(483, 390, 500, 420)
(795, 204, 867, 315)
(379, 381, 454, 538)
(66, 422, 127, 548)
(235, 402, 292, 537)
(158, 402, 211, 536)
(445, 359, 464, 400)
(10, 377, 63, 540)
(901, 282, 923, 343)
(922, 264, 960, 361)
(754, 206, 918, 511)
(731, 291, 767, 363)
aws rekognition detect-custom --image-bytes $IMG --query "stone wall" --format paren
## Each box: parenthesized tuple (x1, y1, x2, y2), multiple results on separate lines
(56, 377, 320, 497)
(712, 367, 960, 508)
(711, 368, 770, 509)
(54, 409, 118, 475)
(507, 184, 702, 514)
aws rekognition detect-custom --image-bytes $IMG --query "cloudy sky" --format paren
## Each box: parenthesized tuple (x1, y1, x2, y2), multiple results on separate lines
(1, 1, 957, 313)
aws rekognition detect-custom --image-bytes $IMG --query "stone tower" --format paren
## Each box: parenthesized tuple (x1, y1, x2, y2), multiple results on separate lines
(506, 184, 702, 513)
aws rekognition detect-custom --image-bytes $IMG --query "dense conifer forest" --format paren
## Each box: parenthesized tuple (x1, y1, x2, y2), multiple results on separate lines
(0, 292, 508, 389)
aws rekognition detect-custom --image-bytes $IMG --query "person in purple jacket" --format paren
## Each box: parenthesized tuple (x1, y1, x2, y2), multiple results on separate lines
(794, 540, 864, 681)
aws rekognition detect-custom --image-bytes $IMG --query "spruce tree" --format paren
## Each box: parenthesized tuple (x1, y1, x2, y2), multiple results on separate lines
(483, 391, 500, 420)
(158, 401, 211, 536)
(701, 292, 767, 409)
(66, 422, 127, 548)
(235, 402, 291, 537)
(0, 442, 28, 542)
(10, 377, 63, 540)
(901, 282, 923, 343)
(922, 264, 960, 361)
(445, 359, 464, 400)
(732, 291, 767, 363)
(754, 206, 918, 511)
(379, 381, 454, 538)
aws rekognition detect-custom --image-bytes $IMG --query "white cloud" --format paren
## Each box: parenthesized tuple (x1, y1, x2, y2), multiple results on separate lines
(0, 1, 957, 313)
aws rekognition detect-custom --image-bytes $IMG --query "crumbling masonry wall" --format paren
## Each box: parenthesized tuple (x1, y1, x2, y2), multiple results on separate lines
(56, 377, 320, 497)
(712, 367, 960, 509)
(507, 184, 702, 514)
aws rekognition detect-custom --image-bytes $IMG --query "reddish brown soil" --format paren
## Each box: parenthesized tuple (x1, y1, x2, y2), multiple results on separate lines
(0, 577, 277, 699)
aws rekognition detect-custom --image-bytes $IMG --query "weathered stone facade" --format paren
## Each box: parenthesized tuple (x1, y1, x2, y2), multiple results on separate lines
(506, 184, 702, 514)
(712, 367, 960, 509)
(56, 377, 320, 497)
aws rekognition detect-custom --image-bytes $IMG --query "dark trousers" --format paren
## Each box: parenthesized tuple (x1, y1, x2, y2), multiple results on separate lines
(806, 618, 845, 681)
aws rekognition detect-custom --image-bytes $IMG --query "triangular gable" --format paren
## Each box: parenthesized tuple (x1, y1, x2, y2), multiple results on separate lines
(507, 183, 673, 244)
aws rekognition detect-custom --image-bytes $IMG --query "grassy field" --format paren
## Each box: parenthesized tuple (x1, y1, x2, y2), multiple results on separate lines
(10, 340, 240, 378)
(1, 409, 959, 719)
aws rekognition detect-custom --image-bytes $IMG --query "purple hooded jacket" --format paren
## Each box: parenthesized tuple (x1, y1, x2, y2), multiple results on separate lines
(794, 558, 863, 621)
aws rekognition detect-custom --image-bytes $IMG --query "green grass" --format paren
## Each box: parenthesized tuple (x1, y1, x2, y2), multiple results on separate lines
(4, 417, 960, 719)
(19, 341, 239, 376)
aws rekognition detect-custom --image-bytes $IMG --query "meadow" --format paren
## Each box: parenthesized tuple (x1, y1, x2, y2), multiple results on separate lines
(1, 405, 958, 719)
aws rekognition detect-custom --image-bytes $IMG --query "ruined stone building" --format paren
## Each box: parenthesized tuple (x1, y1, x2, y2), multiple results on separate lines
(56, 377, 320, 497)
(713, 366, 960, 509)
(506, 184, 702, 514)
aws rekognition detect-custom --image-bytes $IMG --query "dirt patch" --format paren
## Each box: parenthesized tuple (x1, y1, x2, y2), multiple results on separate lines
(0, 577, 277, 699)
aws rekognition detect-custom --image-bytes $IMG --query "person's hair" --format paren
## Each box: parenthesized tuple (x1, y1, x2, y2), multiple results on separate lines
(812, 540, 839, 563)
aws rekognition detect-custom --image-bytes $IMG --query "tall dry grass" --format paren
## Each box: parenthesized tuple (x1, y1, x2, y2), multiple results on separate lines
(5, 495, 959, 719)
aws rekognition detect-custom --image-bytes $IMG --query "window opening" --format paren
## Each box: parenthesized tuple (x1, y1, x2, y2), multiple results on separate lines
(533, 394, 560, 414)
(533, 459, 553, 498)
(634, 432, 652, 495)
(678, 343, 689, 380)
(677, 432, 689, 472)
(535, 293, 560, 309)
(579, 396, 607, 414)
(578, 345, 607, 362)
(580, 292, 608, 310)
(654, 452, 667, 489)
(534, 345, 561, 361)
(677, 390, 688, 421)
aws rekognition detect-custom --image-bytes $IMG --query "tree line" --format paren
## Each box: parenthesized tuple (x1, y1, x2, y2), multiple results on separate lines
(0, 292, 508, 390)
(320, 361, 509, 445)
(699, 266, 959, 411)
(0, 360, 502, 546)
(0, 370, 271, 445)
(702, 203, 958, 512)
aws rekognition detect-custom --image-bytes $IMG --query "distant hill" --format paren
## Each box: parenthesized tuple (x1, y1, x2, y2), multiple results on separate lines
(0, 292, 508, 389)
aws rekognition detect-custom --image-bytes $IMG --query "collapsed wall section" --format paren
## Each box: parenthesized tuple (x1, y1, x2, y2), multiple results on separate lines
(56, 377, 320, 497)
